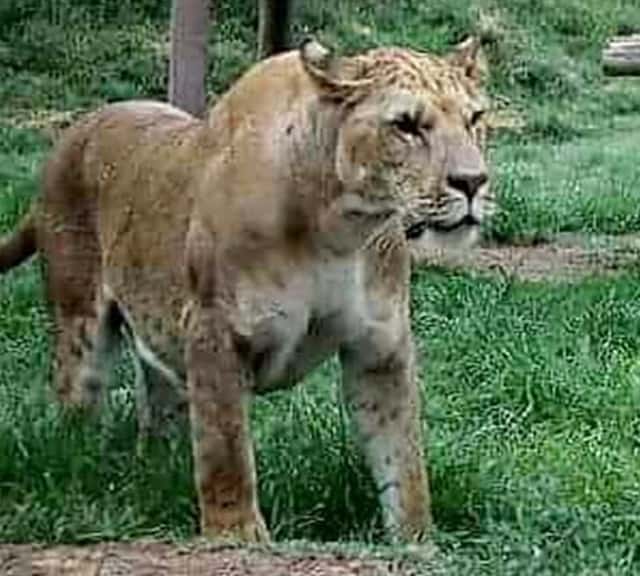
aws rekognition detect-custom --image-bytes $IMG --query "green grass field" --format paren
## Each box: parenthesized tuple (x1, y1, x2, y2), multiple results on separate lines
(2, 1, 640, 573)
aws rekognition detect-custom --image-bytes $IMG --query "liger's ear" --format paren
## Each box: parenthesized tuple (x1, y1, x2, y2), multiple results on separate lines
(300, 38, 333, 75)
(299, 37, 372, 101)
(446, 36, 487, 85)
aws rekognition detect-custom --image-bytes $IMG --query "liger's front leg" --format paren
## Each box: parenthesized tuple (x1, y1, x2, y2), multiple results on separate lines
(341, 330, 432, 541)
(186, 303, 269, 542)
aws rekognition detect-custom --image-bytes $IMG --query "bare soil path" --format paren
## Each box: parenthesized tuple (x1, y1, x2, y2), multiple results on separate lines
(0, 541, 439, 576)
(411, 232, 640, 281)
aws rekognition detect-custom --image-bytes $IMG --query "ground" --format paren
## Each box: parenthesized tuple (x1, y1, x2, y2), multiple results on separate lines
(413, 232, 640, 282)
(0, 542, 438, 576)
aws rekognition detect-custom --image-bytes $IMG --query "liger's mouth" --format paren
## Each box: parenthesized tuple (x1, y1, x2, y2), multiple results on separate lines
(405, 214, 480, 239)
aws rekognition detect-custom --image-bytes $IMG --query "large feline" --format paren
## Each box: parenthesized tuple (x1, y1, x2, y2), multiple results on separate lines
(0, 38, 492, 541)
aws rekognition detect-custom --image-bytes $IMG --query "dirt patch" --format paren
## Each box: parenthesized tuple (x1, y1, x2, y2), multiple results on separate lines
(411, 233, 640, 281)
(0, 541, 437, 576)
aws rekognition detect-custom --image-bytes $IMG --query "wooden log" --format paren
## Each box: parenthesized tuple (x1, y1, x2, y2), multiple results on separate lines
(606, 42, 640, 54)
(603, 44, 640, 53)
(603, 53, 640, 76)
(604, 47, 640, 58)
(609, 34, 640, 46)
(603, 36, 640, 76)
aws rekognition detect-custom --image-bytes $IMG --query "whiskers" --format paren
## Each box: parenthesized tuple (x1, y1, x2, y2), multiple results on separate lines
(404, 185, 493, 239)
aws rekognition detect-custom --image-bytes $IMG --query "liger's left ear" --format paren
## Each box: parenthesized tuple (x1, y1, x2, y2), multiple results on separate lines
(446, 36, 487, 85)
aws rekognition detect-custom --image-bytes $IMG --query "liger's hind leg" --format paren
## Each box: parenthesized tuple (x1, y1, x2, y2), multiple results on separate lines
(50, 298, 123, 410)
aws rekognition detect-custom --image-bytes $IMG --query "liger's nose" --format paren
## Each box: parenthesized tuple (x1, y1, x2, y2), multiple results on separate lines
(446, 171, 488, 200)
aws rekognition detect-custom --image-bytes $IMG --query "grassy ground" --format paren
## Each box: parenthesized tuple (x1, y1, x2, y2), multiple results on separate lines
(488, 114, 640, 243)
(2, 1, 640, 574)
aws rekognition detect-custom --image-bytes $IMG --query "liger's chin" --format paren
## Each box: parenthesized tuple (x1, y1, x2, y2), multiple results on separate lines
(407, 222, 482, 255)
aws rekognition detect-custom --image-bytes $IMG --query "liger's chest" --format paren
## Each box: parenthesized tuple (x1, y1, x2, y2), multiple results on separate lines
(230, 254, 370, 391)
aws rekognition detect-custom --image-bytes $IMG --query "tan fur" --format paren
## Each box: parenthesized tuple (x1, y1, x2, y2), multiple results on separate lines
(0, 38, 492, 542)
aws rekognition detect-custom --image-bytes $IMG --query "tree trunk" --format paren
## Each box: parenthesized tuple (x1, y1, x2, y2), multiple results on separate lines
(169, 0, 212, 117)
(257, 0, 291, 59)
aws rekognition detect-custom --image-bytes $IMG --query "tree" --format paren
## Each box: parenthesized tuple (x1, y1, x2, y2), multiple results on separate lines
(169, 0, 211, 118)
(257, 0, 291, 59)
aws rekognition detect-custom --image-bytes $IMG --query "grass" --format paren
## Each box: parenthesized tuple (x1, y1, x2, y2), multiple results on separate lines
(415, 271, 640, 573)
(3, 0, 640, 574)
(488, 115, 640, 243)
(4, 260, 640, 572)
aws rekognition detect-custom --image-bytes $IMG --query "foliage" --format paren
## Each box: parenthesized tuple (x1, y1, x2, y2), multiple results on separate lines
(1, 0, 640, 133)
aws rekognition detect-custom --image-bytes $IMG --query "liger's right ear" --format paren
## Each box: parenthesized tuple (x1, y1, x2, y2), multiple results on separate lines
(299, 37, 372, 101)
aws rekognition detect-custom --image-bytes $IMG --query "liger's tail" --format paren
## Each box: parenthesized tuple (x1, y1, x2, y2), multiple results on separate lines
(0, 207, 37, 273)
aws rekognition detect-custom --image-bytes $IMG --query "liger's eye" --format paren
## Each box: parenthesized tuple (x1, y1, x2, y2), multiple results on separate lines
(392, 113, 421, 136)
